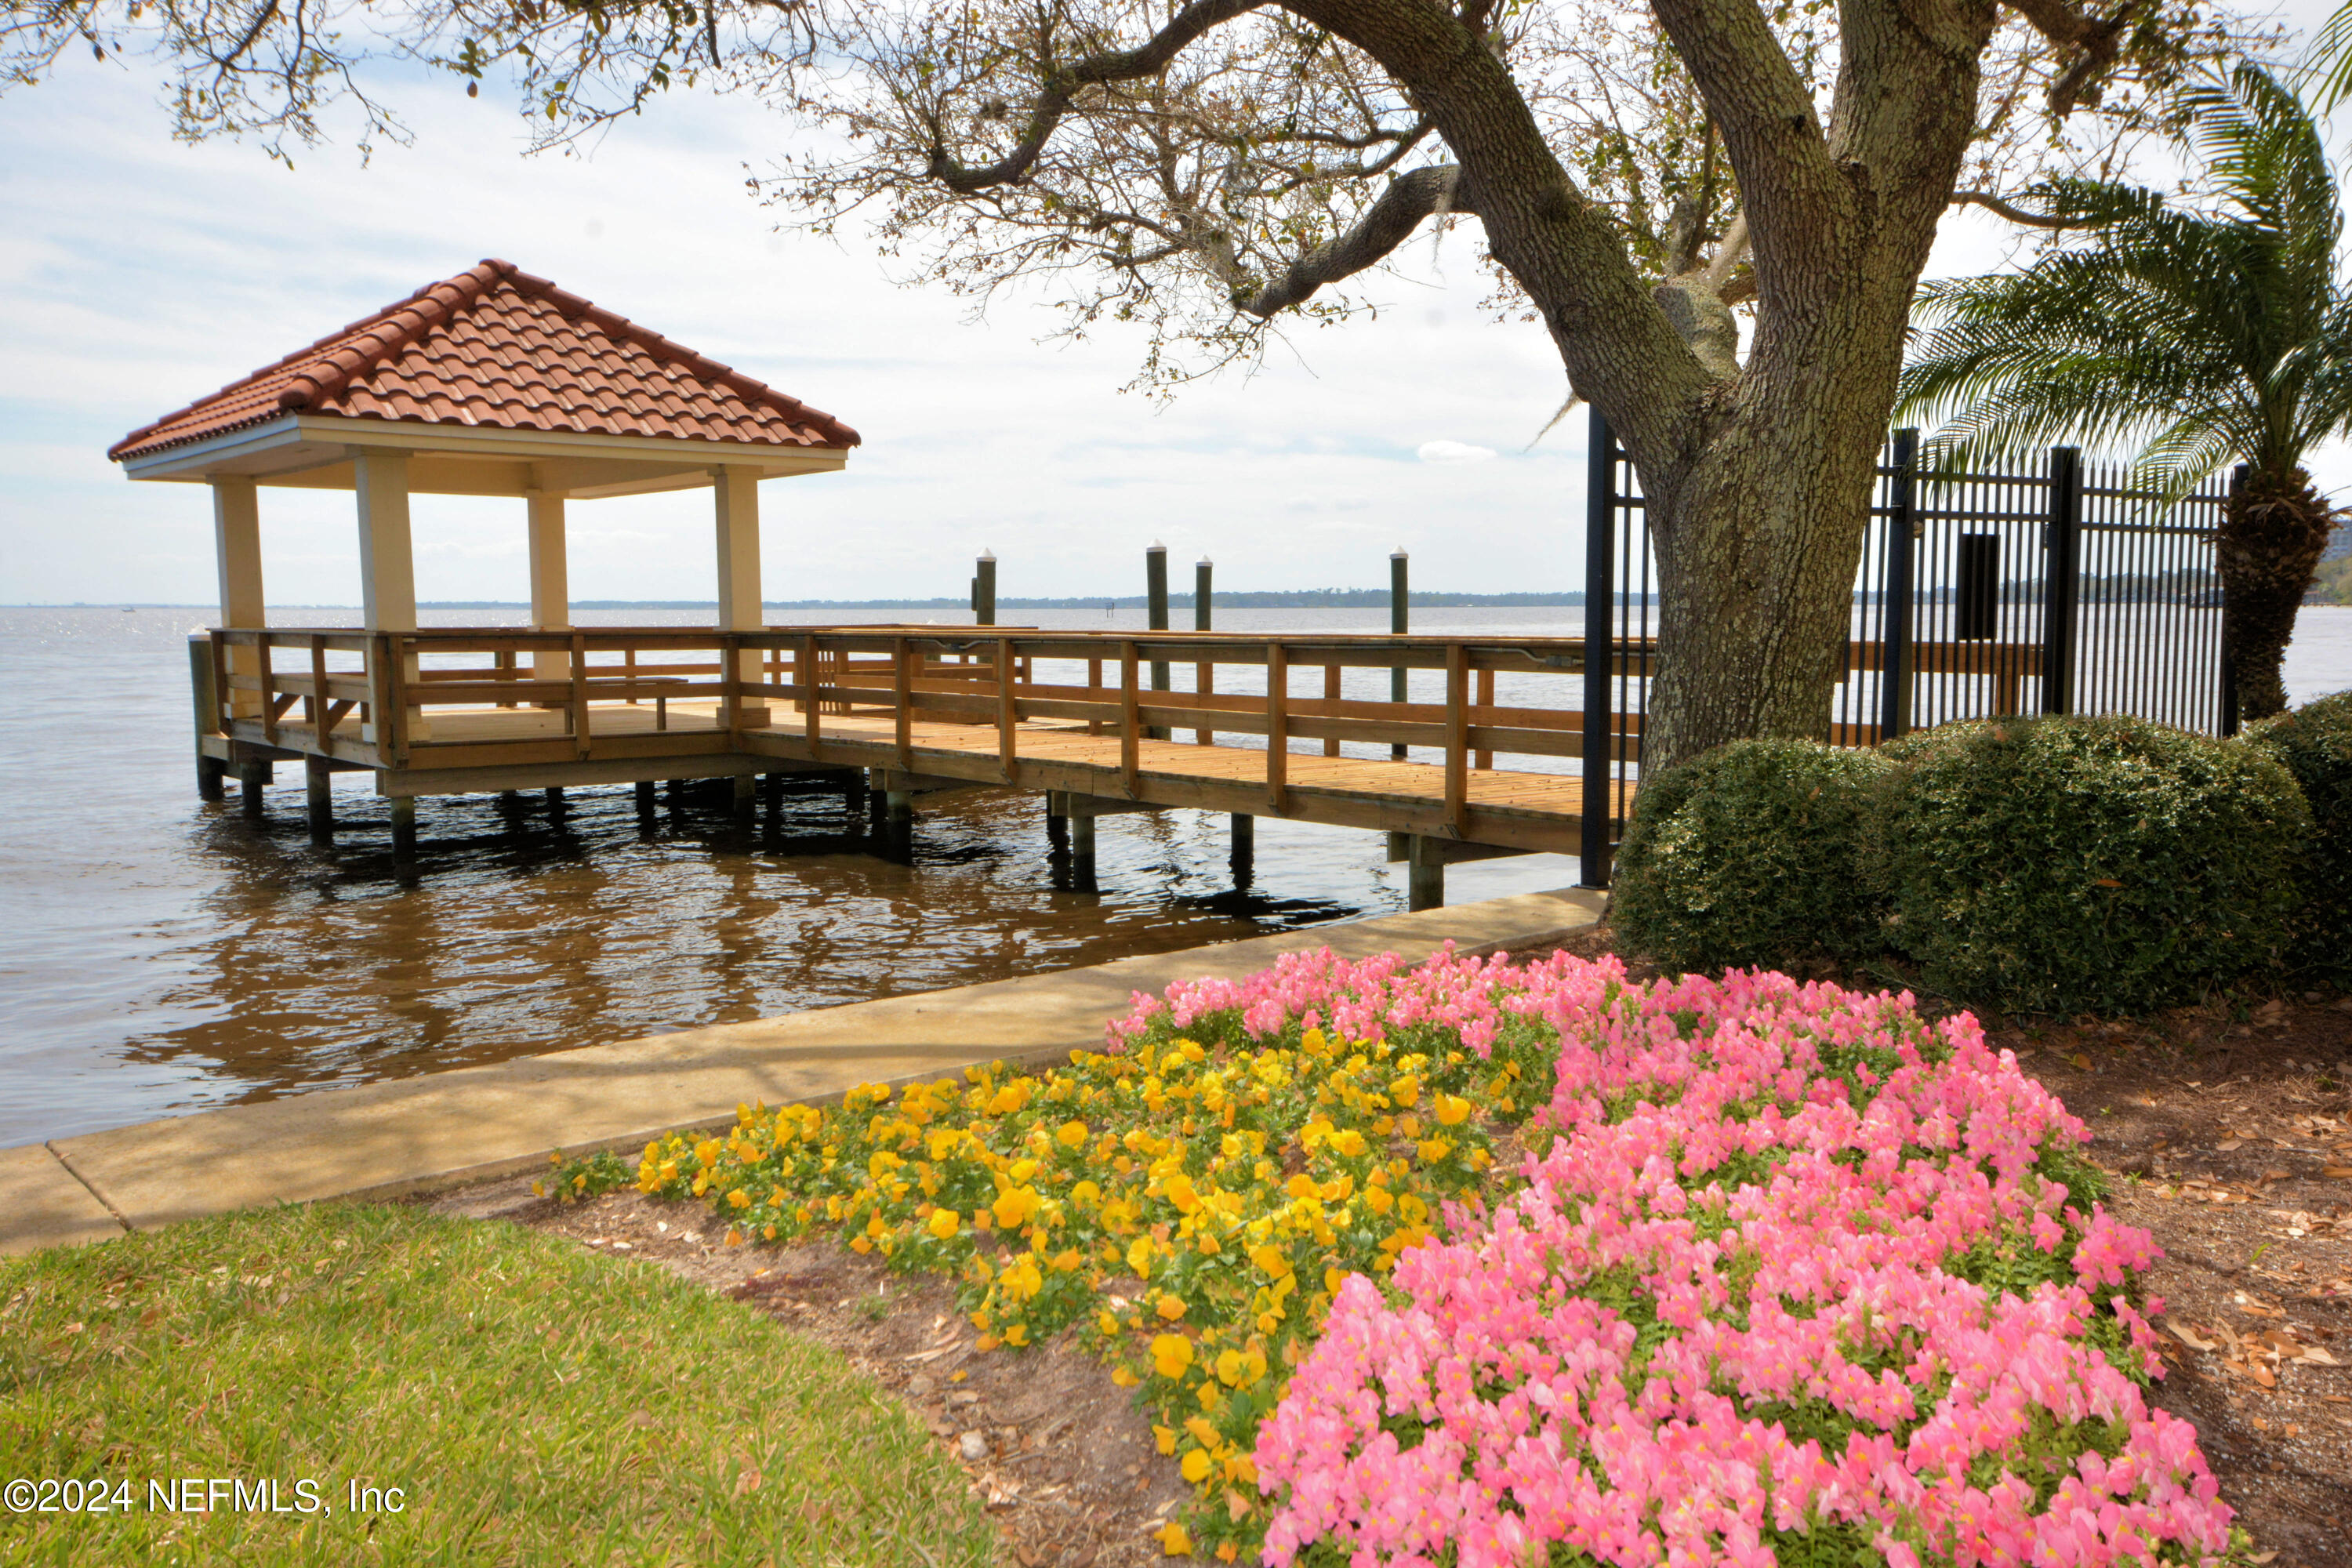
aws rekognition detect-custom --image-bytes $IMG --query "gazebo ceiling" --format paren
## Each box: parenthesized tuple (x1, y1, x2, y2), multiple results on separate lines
(109, 260, 859, 499)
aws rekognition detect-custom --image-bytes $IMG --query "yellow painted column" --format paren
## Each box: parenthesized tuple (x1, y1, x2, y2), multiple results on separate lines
(712, 466, 768, 724)
(210, 474, 266, 720)
(354, 449, 429, 742)
(528, 491, 569, 691)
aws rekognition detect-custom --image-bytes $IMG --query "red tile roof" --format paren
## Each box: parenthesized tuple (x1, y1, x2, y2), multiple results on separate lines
(110, 260, 859, 463)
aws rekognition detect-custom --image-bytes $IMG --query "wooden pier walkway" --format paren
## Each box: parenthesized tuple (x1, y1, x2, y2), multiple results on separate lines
(192, 623, 2027, 905)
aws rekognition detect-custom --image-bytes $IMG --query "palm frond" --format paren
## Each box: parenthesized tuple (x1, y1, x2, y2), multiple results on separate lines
(1904, 64, 2352, 495)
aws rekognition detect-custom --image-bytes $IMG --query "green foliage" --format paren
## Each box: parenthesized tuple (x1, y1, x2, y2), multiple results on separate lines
(1898, 64, 2352, 492)
(0, 1203, 996, 1567)
(1867, 715, 2312, 1014)
(1612, 739, 1893, 974)
(534, 1146, 635, 1203)
(2242, 688, 2352, 982)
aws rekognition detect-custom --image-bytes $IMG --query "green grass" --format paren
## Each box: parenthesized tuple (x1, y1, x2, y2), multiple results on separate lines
(0, 1203, 997, 1566)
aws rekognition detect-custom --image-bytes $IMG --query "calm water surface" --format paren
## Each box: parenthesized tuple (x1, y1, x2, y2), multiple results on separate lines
(3, 604, 2346, 1147)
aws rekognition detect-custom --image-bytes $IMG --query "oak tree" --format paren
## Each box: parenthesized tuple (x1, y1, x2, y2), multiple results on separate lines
(5, 0, 2268, 769)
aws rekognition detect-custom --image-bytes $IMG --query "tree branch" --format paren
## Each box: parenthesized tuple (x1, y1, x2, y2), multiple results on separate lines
(1239, 162, 1469, 316)
(1646, 0, 1835, 231)
(926, 0, 1271, 194)
(1951, 187, 2083, 228)
(2002, 0, 2129, 116)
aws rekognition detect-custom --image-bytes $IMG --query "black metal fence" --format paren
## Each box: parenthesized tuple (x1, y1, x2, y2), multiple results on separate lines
(1577, 407, 2230, 884)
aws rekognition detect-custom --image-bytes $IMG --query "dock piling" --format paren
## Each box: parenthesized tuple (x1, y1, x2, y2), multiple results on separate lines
(1145, 543, 1170, 740)
(1230, 812, 1254, 886)
(634, 779, 656, 814)
(975, 551, 997, 626)
(1391, 550, 1410, 760)
(306, 757, 334, 842)
(238, 760, 269, 820)
(732, 775, 757, 817)
(1406, 835, 1445, 912)
(390, 797, 418, 862)
(545, 786, 565, 815)
(190, 637, 225, 800)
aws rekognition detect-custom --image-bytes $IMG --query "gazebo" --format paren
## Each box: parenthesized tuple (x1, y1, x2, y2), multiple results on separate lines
(114, 260, 861, 842)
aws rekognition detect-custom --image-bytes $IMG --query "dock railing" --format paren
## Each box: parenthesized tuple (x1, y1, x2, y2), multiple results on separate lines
(200, 626, 1976, 844)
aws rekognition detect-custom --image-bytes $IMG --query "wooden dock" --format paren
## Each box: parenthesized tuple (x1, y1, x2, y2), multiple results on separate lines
(191, 623, 2032, 906)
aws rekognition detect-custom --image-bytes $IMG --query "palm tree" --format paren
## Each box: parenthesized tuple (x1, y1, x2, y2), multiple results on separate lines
(1896, 63, 2352, 722)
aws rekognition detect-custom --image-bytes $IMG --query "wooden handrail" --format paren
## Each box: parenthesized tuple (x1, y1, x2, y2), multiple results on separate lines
(197, 622, 1995, 782)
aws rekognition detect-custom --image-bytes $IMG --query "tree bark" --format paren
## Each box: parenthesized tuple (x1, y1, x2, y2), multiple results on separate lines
(2219, 466, 2337, 722)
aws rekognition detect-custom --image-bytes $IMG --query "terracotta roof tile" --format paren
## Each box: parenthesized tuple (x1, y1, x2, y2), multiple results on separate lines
(110, 260, 859, 463)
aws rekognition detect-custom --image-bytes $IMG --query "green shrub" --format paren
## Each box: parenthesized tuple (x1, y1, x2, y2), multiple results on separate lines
(1613, 739, 1893, 973)
(1868, 714, 2311, 1014)
(2243, 688, 2352, 983)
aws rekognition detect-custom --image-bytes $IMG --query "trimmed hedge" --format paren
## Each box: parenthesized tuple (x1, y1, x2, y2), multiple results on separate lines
(1868, 714, 2311, 1014)
(2244, 688, 2352, 983)
(1612, 738, 1892, 973)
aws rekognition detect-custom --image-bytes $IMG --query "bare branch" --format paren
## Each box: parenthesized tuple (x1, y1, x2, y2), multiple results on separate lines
(927, 0, 1271, 193)
(1951, 187, 2084, 227)
(1240, 162, 1467, 317)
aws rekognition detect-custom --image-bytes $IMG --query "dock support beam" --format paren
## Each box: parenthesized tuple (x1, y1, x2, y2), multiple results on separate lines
(1406, 835, 1445, 912)
(306, 757, 333, 842)
(1231, 812, 1254, 887)
(1070, 811, 1096, 867)
(634, 779, 656, 813)
(191, 636, 226, 800)
(239, 760, 268, 819)
(390, 797, 417, 862)
(733, 775, 757, 817)
(545, 786, 565, 815)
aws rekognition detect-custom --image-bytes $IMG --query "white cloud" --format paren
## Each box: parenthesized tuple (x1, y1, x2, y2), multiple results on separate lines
(1417, 439, 1497, 465)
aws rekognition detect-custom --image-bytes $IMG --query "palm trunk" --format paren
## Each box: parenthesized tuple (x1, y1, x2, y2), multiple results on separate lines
(2218, 465, 2336, 722)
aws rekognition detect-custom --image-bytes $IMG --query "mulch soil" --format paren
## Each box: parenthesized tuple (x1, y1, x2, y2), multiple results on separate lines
(430, 929, 2352, 1566)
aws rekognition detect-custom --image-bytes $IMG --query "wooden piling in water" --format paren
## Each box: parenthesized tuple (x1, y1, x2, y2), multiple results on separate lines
(390, 797, 418, 861)
(1391, 550, 1410, 760)
(1406, 834, 1444, 912)
(1145, 543, 1170, 740)
(306, 757, 334, 842)
(239, 760, 268, 819)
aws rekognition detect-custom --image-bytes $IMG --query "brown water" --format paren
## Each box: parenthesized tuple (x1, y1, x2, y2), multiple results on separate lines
(0, 606, 1598, 1145)
(8, 602, 2347, 1148)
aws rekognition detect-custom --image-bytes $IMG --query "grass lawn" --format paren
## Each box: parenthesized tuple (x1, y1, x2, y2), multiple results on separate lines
(0, 1201, 996, 1566)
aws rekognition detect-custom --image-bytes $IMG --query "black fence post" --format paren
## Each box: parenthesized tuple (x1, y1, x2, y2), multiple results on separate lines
(2219, 463, 2246, 735)
(2040, 446, 2083, 716)
(1580, 407, 1617, 888)
(1881, 430, 1919, 742)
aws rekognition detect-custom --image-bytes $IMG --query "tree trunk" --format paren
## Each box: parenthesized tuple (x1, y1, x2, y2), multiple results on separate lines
(2219, 465, 2337, 722)
(1635, 401, 1891, 779)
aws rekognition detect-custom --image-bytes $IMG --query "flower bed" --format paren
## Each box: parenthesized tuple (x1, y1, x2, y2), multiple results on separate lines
(630, 947, 2232, 1566)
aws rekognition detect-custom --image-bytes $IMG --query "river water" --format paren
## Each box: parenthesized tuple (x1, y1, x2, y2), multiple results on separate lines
(3, 603, 2347, 1147)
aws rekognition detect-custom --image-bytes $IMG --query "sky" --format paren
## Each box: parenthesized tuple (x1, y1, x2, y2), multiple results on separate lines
(1, 7, 2341, 607)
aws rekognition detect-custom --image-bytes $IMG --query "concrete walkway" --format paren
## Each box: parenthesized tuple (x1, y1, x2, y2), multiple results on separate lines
(0, 887, 1605, 1258)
